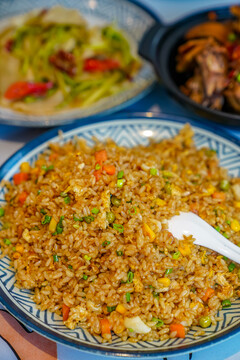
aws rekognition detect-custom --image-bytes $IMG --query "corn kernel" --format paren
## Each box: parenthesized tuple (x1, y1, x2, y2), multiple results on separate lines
(190, 301, 204, 310)
(171, 185, 182, 196)
(234, 201, 240, 208)
(208, 268, 213, 278)
(15, 245, 24, 253)
(231, 219, 240, 232)
(201, 250, 208, 265)
(172, 164, 178, 172)
(187, 169, 192, 175)
(155, 198, 166, 207)
(49, 218, 57, 233)
(158, 278, 171, 287)
(31, 167, 40, 175)
(13, 252, 21, 259)
(20, 162, 30, 173)
(64, 186, 71, 193)
(146, 184, 151, 192)
(116, 304, 126, 314)
(178, 242, 191, 256)
(133, 277, 144, 292)
(202, 184, 216, 196)
(35, 159, 45, 168)
(143, 223, 156, 240)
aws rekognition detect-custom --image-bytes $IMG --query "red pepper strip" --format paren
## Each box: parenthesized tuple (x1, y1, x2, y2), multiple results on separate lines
(4, 81, 54, 100)
(5, 39, 15, 52)
(232, 45, 240, 60)
(84, 58, 120, 72)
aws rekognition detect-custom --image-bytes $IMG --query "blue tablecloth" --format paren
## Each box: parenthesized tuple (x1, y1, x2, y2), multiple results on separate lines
(0, 1, 240, 359)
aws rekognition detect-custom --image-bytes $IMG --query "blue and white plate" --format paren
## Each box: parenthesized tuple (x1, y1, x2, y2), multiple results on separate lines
(0, 113, 240, 357)
(0, 0, 157, 127)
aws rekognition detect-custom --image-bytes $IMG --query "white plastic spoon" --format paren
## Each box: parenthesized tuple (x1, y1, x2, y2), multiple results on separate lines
(167, 211, 240, 264)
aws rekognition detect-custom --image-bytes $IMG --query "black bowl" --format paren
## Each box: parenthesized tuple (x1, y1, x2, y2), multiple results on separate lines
(139, 6, 240, 127)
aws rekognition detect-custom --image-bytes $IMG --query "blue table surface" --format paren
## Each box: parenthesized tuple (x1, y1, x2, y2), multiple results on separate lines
(0, 1, 240, 359)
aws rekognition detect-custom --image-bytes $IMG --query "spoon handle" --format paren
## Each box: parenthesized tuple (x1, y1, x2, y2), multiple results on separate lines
(167, 212, 240, 264)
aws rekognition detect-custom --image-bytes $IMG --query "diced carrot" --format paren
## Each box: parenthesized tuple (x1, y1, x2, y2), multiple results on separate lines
(190, 203, 199, 215)
(13, 172, 28, 185)
(169, 323, 185, 338)
(18, 191, 28, 205)
(62, 303, 70, 321)
(212, 192, 226, 201)
(49, 153, 59, 162)
(95, 149, 107, 164)
(100, 318, 111, 335)
(94, 169, 102, 181)
(202, 287, 215, 302)
(103, 164, 116, 175)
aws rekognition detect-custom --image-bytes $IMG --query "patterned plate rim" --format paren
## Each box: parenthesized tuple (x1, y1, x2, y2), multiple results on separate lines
(0, 112, 240, 357)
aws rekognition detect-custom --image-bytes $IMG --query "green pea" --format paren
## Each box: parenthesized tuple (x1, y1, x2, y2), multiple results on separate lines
(228, 32, 237, 42)
(222, 299, 231, 308)
(106, 212, 115, 224)
(111, 195, 121, 207)
(150, 168, 157, 176)
(219, 180, 230, 191)
(82, 274, 88, 280)
(199, 315, 212, 328)
(92, 208, 100, 214)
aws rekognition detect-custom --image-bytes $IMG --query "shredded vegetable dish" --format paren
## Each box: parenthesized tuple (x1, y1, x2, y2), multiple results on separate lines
(176, 6, 240, 113)
(0, 125, 240, 342)
(0, 6, 141, 115)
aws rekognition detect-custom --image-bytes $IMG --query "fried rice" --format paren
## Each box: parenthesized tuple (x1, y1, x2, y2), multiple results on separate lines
(0, 124, 240, 342)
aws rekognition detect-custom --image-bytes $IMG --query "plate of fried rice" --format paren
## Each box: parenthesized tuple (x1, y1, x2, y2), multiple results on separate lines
(0, 113, 240, 356)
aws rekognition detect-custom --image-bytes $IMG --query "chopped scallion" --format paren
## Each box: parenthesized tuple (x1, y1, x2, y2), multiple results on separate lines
(117, 170, 124, 179)
(4, 238, 11, 245)
(64, 196, 71, 204)
(102, 240, 111, 247)
(41, 215, 52, 225)
(0, 208, 5, 217)
(53, 254, 59, 262)
(126, 292, 131, 302)
(113, 223, 124, 233)
(107, 305, 116, 313)
(228, 262, 236, 272)
(127, 271, 134, 283)
(116, 250, 123, 256)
